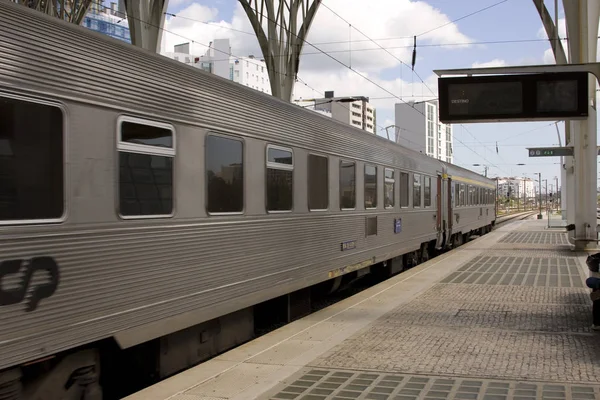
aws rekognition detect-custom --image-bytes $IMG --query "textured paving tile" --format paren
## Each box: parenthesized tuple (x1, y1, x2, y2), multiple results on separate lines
(499, 232, 569, 245)
(266, 370, 600, 400)
(440, 255, 584, 287)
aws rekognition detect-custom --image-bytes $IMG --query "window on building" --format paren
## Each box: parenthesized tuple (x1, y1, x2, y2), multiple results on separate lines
(424, 176, 431, 207)
(118, 118, 174, 217)
(261, 66, 264, 72)
(384, 168, 394, 208)
(365, 164, 377, 209)
(340, 160, 356, 209)
(413, 173, 421, 208)
(308, 154, 328, 210)
(400, 172, 409, 207)
(235, 70, 239, 78)
(256, 64, 259, 71)
(0, 96, 64, 222)
(266, 145, 293, 211)
(206, 134, 243, 213)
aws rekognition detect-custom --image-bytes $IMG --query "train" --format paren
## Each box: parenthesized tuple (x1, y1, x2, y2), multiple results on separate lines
(0, 1, 496, 399)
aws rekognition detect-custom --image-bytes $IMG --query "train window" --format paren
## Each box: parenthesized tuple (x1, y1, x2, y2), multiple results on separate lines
(118, 118, 174, 217)
(308, 154, 328, 210)
(121, 121, 173, 148)
(460, 184, 465, 206)
(454, 182, 460, 208)
(266, 145, 293, 211)
(0, 96, 63, 222)
(467, 185, 472, 206)
(340, 160, 356, 209)
(206, 135, 243, 213)
(384, 168, 395, 208)
(424, 176, 431, 207)
(413, 173, 421, 208)
(364, 164, 377, 209)
(399, 171, 409, 207)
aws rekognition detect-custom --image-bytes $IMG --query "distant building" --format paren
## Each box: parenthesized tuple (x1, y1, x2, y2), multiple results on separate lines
(394, 99, 453, 163)
(82, 0, 130, 43)
(295, 91, 376, 133)
(232, 56, 271, 94)
(161, 40, 271, 95)
(497, 177, 536, 199)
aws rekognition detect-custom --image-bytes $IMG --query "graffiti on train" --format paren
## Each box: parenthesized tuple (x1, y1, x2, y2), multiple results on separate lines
(0, 257, 60, 312)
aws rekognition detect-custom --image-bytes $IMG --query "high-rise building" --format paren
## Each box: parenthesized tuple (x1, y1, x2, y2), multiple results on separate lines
(295, 91, 376, 133)
(394, 99, 453, 163)
(82, 0, 130, 43)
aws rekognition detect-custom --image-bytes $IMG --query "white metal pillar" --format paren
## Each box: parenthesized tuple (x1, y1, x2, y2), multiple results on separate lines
(563, 0, 599, 249)
(238, 0, 322, 101)
(123, 0, 169, 53)
(532, 0, 571, 220)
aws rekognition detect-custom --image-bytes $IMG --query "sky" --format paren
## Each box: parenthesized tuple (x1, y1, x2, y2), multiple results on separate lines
(159, 0, 600, 189)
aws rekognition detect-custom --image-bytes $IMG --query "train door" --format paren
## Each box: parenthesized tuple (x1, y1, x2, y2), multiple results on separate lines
(448, 177, 453, 232)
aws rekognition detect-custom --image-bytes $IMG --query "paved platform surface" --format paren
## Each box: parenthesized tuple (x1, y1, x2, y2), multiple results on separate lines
(126, 218, 600, 400)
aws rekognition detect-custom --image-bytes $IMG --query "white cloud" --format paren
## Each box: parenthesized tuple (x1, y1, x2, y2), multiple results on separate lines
(161, 0, 474, 73)
(471, 59, 506, 68)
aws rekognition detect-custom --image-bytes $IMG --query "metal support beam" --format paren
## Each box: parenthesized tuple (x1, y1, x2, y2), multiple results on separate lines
(561, 0, 599, 249)
(238, 0, 322, 101)
(15, 0, 92, 24)
(123, 0, 168, 53)
(532, 0, 570, 221)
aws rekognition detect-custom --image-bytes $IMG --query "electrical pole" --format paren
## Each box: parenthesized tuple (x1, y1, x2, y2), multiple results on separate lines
(543, 179, 548, 213)
(538, 173, 542, 219)
(554, 176, 559, 212)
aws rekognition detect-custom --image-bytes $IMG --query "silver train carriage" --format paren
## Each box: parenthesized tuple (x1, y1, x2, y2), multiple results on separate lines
(0, 1, 496, 398)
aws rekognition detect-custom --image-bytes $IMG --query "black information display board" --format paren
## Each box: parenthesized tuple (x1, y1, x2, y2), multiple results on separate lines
(438, 72, 588, 123)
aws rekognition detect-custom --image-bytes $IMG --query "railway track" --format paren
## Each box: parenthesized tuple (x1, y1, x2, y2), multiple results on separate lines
(495, 211, 538, 227)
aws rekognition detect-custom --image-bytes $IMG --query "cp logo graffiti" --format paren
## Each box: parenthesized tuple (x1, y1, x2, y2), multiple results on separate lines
(0, 257, 60, 312)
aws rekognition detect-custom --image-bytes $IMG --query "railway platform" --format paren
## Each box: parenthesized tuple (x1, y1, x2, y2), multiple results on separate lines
(125, 216, 600, 400)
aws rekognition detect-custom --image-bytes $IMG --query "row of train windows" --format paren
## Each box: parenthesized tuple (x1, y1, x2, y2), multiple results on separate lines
(454, 182, 495, 207)
(120, 124, 435, 216)
(0, 97, 492, 222)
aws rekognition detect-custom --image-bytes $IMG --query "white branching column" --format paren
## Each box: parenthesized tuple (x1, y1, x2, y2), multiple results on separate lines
(239, 0, 322, 101)
(123, 0, 169, 53)
(531, 0, 570, 221)
(15, 0, 92, 24)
